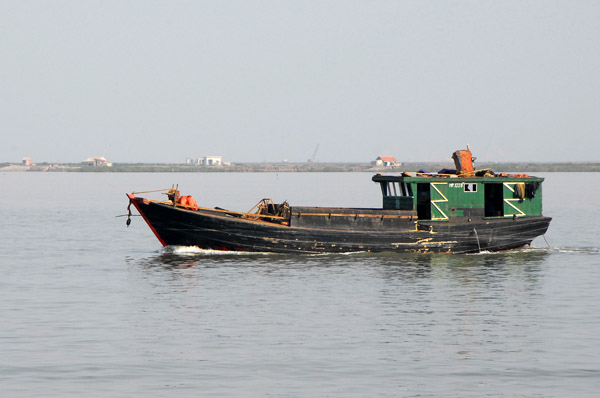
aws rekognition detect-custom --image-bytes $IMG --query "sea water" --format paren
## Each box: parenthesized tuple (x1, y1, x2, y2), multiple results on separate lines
(1, 172, 599, 397)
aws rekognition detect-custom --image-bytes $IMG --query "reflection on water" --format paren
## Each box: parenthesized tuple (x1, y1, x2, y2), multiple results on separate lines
(128, 248, 551, 322)
(132, 245, 550, 275)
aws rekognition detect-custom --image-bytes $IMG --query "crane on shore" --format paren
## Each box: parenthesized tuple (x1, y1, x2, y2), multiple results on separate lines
(308, 144, 319, 163)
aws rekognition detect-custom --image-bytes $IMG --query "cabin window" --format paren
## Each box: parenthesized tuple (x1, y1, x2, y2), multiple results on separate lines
(464, 183, 477, 192)
(380, 181, 414, 210)
(382, 182, 412, 197)
(484, 183, 504, 217)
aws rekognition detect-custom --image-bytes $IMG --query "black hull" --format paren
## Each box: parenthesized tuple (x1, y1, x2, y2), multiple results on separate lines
(129, 196, 551, 254)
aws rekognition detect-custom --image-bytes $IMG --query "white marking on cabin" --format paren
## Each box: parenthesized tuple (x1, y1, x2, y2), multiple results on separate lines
(431, 183, 449, 220)
(503, 183, 526, 217)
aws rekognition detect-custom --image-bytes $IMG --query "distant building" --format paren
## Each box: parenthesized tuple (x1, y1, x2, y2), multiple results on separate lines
(203, 156, 222, 166)
(372, 156, 399, 167)
(22, 157, 32, 166)
(83, 157, 112, 167)
(186, 156, 223, 166)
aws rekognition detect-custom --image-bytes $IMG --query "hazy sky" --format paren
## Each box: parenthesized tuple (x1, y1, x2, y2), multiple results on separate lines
(2, 1, 599, 164)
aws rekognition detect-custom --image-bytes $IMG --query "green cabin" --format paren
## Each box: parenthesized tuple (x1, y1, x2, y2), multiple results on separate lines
(372, 174, 545, 222)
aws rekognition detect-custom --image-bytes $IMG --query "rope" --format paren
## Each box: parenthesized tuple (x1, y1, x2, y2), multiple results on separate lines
(130, 188, 172, 195)
(543, 235, 551, 249)
(473, 228, 482, 253)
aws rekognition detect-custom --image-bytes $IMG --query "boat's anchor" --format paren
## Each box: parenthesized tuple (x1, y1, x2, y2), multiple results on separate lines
(126, 203, 132, 227)
(116, 203, 137, 227)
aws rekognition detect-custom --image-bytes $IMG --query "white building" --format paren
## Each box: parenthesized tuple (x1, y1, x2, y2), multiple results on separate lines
(84, 156, 112, 167)
(186, 156, 223, 166)
(371, 156, 399, 167)
(201, 156, 222, 166)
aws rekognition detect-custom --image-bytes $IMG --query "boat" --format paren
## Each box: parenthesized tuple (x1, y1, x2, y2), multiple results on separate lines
(126, 148, 551, 254)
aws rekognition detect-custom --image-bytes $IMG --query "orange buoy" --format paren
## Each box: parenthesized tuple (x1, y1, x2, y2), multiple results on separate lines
(186, 196, 197, 208)
(178, 195, 197, 209)
(179, 196, 188, 207)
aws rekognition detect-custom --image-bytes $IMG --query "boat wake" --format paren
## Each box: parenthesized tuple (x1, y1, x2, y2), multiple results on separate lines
(160, 245, 599, 257)
(464, 246, 547, 256)
(546, 246, 600, 254)
(162, 245, 273, 256)
(466, 250, 495, 255)
(510, 245, 600, 254)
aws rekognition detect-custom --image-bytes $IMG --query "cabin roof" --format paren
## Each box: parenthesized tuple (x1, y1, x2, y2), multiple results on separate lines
(372, 174, 545, 183)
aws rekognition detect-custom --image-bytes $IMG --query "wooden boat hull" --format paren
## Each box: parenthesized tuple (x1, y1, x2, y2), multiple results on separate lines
(128, 195, 551, 254)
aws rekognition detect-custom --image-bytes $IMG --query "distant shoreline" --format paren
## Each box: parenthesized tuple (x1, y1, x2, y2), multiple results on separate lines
(2, 162, 600, 173)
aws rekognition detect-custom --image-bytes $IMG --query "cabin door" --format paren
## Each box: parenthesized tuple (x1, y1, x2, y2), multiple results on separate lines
(484, 183, 504, 217)
(416, 183, 431, 220)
